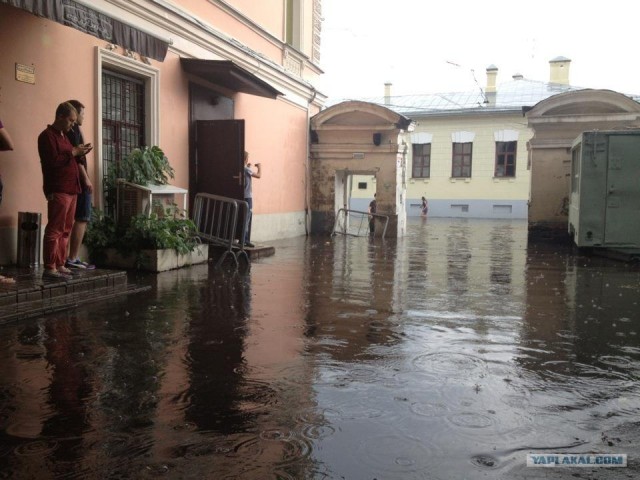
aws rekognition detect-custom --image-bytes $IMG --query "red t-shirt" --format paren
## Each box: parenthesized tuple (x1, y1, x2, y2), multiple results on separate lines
(38, 125, 81, 195)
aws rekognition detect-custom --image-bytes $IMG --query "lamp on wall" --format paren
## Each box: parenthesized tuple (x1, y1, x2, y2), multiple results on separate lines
(373, 133, 381, 146)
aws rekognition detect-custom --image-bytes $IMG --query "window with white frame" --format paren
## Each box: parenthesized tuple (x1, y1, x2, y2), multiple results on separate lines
(412, 143, 431, 178)
(495, 141, 517, 177)
(97, 47, 159, 212)
(452, 142, 472, 178)
(494, 130, 518, 178)
(451, 131, 474, 178)
(411, 132, 432, 178)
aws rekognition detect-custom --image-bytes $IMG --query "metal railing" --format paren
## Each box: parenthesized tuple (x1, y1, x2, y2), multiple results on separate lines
(192, 193, 250, 268)
(332, 208, 389, 239)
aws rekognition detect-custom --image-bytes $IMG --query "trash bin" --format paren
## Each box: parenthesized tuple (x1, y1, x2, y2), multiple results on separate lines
(17, 212, 41, 268)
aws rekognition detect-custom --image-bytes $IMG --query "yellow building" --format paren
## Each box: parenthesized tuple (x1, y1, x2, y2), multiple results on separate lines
(350, 58, 581, 219)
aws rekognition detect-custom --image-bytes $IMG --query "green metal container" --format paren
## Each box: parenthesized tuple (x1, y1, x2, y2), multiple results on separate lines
(569, 130, 640, 248)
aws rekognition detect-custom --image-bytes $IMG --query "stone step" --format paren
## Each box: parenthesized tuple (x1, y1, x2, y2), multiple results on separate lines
(0, 267, 150, 324)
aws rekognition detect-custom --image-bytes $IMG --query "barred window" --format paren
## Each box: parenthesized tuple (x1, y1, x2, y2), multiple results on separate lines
(102, 70, 145, 213)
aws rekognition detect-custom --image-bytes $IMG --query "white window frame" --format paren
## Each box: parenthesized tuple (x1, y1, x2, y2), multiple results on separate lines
(95, 47, 160, 209)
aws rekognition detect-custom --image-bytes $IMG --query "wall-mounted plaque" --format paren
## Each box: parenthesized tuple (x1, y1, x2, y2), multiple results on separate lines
(15, 64, 35, 84)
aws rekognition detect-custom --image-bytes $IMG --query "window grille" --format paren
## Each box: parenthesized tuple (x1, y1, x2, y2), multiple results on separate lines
(102, 70, 145, 215)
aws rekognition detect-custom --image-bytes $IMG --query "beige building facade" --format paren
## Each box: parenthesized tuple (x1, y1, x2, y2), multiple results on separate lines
(349, 58, 581, 221)
(526, 89, 640, 239)
(402, 114, 531, 219)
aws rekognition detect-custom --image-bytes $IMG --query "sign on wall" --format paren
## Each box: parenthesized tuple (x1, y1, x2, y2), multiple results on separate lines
(15, 63, 35, 84)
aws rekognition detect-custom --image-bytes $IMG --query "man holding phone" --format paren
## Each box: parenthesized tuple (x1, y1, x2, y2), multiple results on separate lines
(38, 102, 92, 279)
(65, 99, 95, 269)
(243, 151, 261, 248)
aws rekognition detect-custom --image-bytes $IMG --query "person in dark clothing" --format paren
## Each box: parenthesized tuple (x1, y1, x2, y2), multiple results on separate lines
(0, 116, 15, 284)
(243, 151, 261, 247)
(368, 193, 377, 235)
(0, 115, 15, 207)
(421, 196, 428, 217)
(64, 100, 95, 270)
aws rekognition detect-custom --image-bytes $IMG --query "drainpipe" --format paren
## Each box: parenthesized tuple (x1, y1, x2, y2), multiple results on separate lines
(305, 87, 317, 236)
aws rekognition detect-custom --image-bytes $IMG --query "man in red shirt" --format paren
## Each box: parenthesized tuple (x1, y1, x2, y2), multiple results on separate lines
(38, 102, 92, 279)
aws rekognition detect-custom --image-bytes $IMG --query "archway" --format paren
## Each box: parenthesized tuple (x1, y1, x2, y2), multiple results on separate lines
(309, 101, 414, 237)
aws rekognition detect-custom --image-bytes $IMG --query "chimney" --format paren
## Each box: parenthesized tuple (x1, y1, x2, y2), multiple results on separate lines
(485, 65, 498, 106)
(384, 82, 392, 105)
(549, 56, 571, 85)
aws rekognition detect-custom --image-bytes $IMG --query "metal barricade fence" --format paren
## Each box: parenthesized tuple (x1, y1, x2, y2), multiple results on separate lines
(192, 193, 250, 268)
(331, 208, 389, 239)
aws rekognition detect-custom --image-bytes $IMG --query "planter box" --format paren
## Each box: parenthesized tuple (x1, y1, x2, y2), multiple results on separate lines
(99, 244, 209, 272)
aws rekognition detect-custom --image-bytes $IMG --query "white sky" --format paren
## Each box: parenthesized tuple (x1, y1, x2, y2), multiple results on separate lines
(318, 0, 640, 100)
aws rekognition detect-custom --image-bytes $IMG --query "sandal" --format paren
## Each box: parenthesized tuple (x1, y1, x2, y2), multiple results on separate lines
(58, 266, 79, 275)
(43, 269, 71, 280)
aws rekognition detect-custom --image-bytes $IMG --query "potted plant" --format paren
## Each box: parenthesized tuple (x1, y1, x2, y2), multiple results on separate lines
(85, 207, 207, 272)
(85, 147, 208, 272)
(104, 146, 175, 203)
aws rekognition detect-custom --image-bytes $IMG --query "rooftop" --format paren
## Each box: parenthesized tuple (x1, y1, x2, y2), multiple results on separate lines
(328, 78, 640, 117)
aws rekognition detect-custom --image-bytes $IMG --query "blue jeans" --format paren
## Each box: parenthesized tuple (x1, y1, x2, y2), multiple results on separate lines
(244, 197, 253, 242)
(75, 190, 92, 222)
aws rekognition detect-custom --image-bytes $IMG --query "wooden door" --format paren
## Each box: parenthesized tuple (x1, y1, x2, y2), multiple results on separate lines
(195, 120, 245, 199)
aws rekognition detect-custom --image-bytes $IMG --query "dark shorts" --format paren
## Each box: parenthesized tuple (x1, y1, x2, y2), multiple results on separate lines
(75, 191, 92, 222)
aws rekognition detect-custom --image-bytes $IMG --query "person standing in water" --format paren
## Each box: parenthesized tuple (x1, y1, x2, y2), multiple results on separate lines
(368, 193, 377, 235)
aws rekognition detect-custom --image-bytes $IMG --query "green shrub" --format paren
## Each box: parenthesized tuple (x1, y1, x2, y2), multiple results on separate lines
(122, 208, 200, 255)
(85, 145, 199, 268)
(85, 207, 201, 267)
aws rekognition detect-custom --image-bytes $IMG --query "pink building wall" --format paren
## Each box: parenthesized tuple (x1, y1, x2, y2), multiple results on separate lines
(0, 6, 190, 262)
(237, 95, 309, 214)
(0, 7, 99, 231)
(0, 1, 322, 264)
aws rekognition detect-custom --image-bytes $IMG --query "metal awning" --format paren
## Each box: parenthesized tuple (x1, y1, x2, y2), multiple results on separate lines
(181, 59, 282, 99)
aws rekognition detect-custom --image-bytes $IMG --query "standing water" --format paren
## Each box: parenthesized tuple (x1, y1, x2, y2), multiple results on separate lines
(0, 218, 639, 479)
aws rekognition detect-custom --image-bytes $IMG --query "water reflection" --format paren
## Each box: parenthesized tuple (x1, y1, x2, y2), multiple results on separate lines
(0, 219, 639, 478)
(446, 220, 470, 296)
(519, 243, 640, 440)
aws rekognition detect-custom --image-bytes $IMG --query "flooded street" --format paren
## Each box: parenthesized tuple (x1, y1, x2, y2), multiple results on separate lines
(1, 218, 639, 479)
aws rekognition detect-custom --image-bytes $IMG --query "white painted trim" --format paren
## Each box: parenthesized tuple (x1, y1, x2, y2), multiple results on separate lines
(451, 131, 475, 142)
(95, 47, 160, 209)
(529, 113, 640, 124)
(494, 129, 519, 142)
(410, 132, 432, 143)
